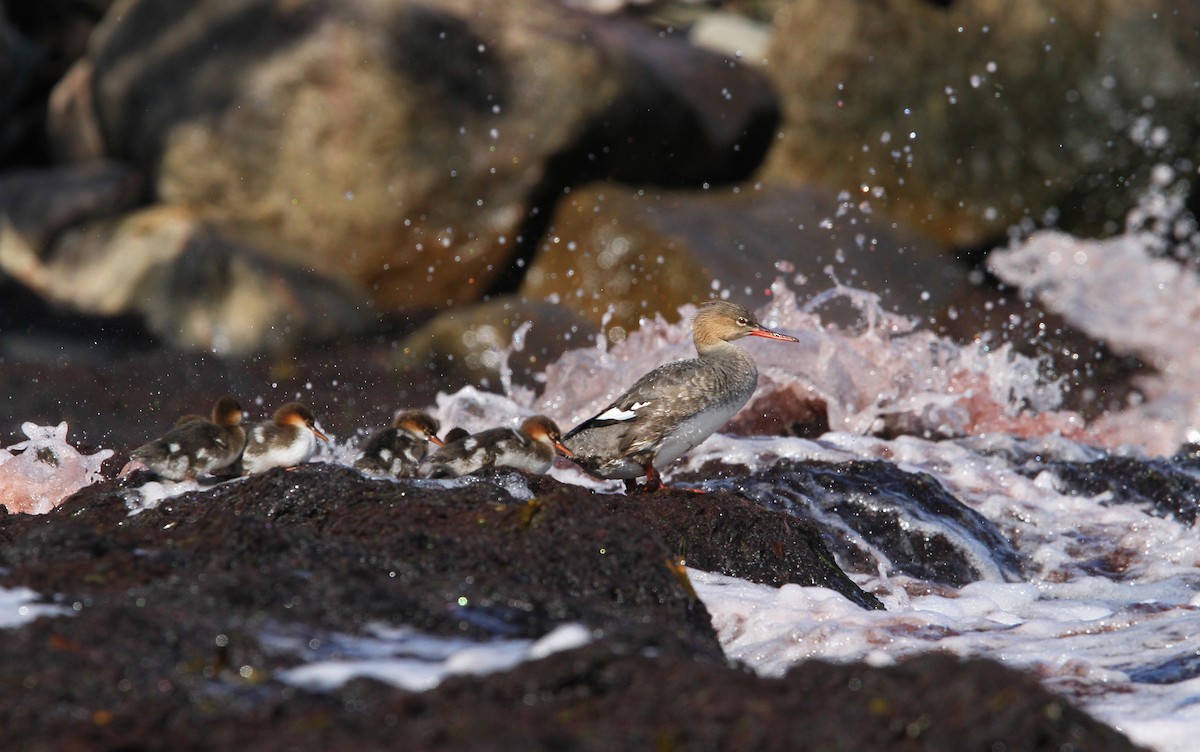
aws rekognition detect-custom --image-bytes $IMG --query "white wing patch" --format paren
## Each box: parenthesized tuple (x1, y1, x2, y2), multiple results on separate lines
(596, 401, 651, 423)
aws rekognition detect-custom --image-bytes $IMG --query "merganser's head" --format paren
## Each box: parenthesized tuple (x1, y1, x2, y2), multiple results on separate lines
(212, 396, 245, 428)
(521, 415, 573, 457)
(394, 410, 444, 446)
(274, 402, 329, 441)
(693, 300, 799, 351)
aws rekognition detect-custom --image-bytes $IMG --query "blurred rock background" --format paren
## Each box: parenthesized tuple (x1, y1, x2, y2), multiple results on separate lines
(1, 0, 1194, 437)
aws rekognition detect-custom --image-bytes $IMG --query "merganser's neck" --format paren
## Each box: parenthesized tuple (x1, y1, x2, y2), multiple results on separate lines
(695, 337, 744, 357)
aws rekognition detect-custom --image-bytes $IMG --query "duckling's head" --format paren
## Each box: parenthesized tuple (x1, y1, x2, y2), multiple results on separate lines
(212, 396, 245, 428)
(394, 410, 444, 446)
(275, 402, 329, 441)
(521, 415, 573, 457)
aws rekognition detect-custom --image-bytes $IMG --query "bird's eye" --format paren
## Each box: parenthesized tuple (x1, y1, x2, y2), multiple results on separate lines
(737, 317, 748, 326)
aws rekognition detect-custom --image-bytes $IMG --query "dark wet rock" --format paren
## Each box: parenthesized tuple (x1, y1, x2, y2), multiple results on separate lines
(56, 0, 775, 329)
(0, 11, 44, 164)
(1028, 452, 1200, 525)
(3, 0, 112, 81)
(763, 0, 1200, 247)
(0, 463, 1144, 751)
(0, 465, 722, 675)
(702, 459, 1025, 586)
(521, 181, 959, 334)
(0, 160, 141, 251)
(581, 481, 884, 610)
(384, 648, 1144, 752)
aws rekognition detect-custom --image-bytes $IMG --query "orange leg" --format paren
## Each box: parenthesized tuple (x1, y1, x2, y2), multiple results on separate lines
(641, 465, 665, 493)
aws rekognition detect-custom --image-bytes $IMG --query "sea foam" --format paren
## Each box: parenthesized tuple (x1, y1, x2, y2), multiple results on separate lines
(0, 422, 112, 514)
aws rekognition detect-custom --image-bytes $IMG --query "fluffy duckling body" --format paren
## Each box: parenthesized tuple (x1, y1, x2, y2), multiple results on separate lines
(354, 410, 444, 478)
(241, 402, 328, 474)
(131, 396, 246, 481)
(423, 416, 571, 478)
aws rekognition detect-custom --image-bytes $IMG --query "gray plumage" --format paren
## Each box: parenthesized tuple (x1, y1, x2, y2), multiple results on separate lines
(564, 300, 797, 489)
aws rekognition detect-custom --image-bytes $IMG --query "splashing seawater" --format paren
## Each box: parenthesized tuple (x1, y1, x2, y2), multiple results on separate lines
(0, 422, 112, 514)
(991, 229, 1200, 455)
(533, 277, 1085, 444)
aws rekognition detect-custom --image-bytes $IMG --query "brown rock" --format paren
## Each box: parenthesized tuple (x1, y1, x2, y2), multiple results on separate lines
(520, 181, 960, 333)
(45, 59, 105, 163)
(2, 204, 368, 354)
(74, 0, 777, 320)
(762, 0, 1200, 247)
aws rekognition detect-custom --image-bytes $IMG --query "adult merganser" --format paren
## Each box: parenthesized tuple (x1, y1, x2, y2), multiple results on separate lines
(130, 396, 246, 481)
(241, 402, 328, 474)
(564, 300, 798, 491)
(422, 415, 572, 478)
(354, 410, 444, 478)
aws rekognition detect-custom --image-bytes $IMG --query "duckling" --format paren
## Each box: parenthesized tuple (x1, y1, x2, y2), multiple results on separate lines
(130, 396, 246, 481)
(354, 410, 444, 478)
(241, 402, 328, 474)
(422, 415, 572, 478)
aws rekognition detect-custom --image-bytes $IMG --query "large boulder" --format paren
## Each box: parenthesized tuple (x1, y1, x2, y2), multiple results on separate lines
(59, 0, 776, 320)
(762, 0, 1200, 247)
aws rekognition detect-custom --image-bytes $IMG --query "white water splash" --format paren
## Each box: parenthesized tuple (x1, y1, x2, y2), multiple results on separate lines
(270, 621, 591, 692)
(0, 586, 72, 628)
(120, 478, 203, 515)
(693, 564, 1200, 752)
(990, 228, 1200, 454)
(681, 425, 1200, 752)
(0, 422, 112, 514)
(534, 278, 1087, 447)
